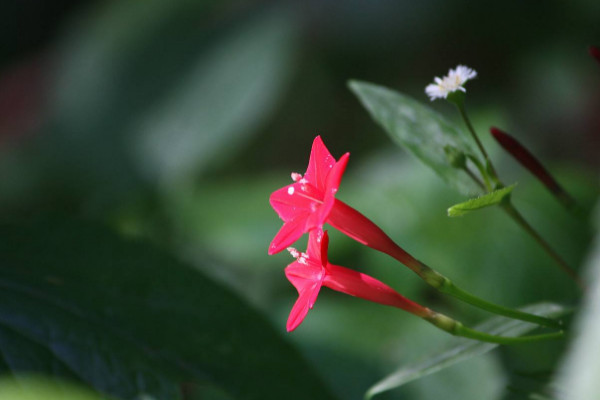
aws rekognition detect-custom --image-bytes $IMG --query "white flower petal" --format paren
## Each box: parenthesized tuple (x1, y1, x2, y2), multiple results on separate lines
(425, 65, 477, 101)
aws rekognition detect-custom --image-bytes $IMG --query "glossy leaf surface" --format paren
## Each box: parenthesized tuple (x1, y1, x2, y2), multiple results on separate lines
(349, 80, 481, 196)
(0, 216, 336, 400)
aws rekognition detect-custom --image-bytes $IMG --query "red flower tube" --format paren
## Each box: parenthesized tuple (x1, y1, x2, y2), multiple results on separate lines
(270, 136, 564, 329)
(284, 230, 564, 345)
(269, 136, 419, 270)
(285, 229, 429, 331)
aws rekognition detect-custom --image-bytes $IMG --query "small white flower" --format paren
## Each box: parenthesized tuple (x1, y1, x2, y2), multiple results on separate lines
(425, 65, 477, 101)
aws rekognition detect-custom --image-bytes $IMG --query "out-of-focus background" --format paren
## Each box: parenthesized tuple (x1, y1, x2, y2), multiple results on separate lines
(1, 1, 599, 399)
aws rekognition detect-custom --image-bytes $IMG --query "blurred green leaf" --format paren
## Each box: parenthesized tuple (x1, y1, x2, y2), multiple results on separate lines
(133, 7, 297, 184)
(0, 375, 108, 400)
(0, 216, 336, 400)
(4, 2, 297, 212)
(365, 302, 568, 399)
(447, 184, 516, 217)
(348, 80, 482, 196)
(555, 203, 600, 399)
(406, 354, 505, 400)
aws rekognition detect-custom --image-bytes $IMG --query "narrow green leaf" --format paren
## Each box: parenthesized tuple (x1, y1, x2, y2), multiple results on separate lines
(348, 80, 481, 196)
(365, 302, 569, 399)
(0, 216, 336, 400)
(447, 184, 516, 217)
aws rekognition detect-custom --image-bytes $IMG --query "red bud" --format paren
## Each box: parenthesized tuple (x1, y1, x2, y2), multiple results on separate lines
(490, 127, 575, 209)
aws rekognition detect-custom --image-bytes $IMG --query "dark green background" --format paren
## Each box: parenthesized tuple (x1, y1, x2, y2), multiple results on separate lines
(0, 1, 598, 399)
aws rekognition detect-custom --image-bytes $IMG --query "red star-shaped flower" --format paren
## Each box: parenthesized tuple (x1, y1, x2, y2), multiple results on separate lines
(269, 136, 417, 270)
(268, 136, 349, 255)
(285, 229, 428, 332)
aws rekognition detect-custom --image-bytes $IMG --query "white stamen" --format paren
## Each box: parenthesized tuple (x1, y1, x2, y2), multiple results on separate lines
(287, 247, 300, 258)
(287, 186, 295, 195)
(291, 172, 302, 182)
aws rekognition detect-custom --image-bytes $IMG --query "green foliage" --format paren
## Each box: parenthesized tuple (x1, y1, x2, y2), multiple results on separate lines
(2, 2, 599, 399)
(554, 205, 600, 399)
(447, 184, 516, 217)
(0, 216, 336, 400)
(0, 1, 296, 212)
(0, 375, 108, 400)
(365, 303, 569, 399)
(348, 80, 481, 196)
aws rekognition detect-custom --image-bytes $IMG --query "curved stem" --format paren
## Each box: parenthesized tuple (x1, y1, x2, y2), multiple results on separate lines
(451, 110, 584, 289)
(328, 200, 567, 325)
(416, 262, 563, 329)
(501, 201, 584, 289)
(462, 165, 486, 191)
(465, 154, 492, 191)
(424, 311, 564, 345)
(456, 102, 500, 182)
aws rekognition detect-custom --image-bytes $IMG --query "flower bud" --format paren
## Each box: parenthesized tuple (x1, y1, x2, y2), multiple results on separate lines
(443, 145, 467, 169)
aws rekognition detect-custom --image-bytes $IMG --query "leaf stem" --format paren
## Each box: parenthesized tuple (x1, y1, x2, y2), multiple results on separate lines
(500, 201, 584, 289)
(462, 164, 486, 191)
(454, 103, 582, 289)
(455, 102, 499, 182)
(424, 311, 564, 344)
(414, 261, 563, 329)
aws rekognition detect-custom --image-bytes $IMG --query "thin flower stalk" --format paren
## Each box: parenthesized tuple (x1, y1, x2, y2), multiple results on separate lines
(270, 136, 562, 328)
(426, 66, 581, 287)
(285, 229, 564, 344)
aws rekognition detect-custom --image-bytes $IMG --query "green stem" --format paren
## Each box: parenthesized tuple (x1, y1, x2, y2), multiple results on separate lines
(462, 164, 487, 191)
(465, 154, 492, 191)
(455, 102, 500, 182)
(453, 103, 583, 289)
(501, 201, 584, 289)
(424, 311, 564, 345)
(416, 261, 562, 329)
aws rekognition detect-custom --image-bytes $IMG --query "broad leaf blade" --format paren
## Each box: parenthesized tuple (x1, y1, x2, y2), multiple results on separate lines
(0, 216, 336, 400)
(349, 80, 481, 196)
(365, 302, 568, 399)
(447, 184, 516, 217)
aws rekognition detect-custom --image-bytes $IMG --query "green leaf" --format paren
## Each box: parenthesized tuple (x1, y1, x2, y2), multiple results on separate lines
(132, 6, 298, 183)
(365, 302, 569, 399)
(348, 80, 481, 196)
(0, 375, 107, 400)
(0, 216, 337, 400)
(1, 4, 297, 212)
(554, 196, 600, 398)
(447, 184, 516, 217)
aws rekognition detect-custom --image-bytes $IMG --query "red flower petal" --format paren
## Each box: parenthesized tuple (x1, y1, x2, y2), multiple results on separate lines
(285, 258, 324, 331)
(268, 217, 309, 255)
(304, 136, 336, 191)
(270, 183, 316, 221)
(286, 281, 321, 332)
